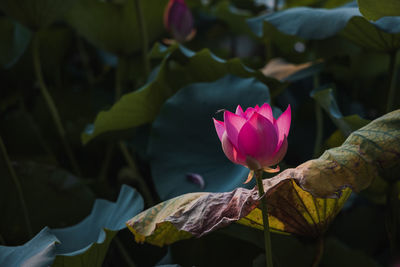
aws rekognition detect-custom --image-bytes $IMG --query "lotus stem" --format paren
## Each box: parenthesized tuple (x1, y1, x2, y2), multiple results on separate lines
(313, 74, 323, 158)
(0, 233, 5, 245)
(311, 237, 324, 267)
(273, 0, 278, 11)
(386, 50, 398, 113)
(76, 36, 95, 87)
(386, 181, 400, 255)
(313, 104, 323, 158)
(98, 143, 115, 182)
(118, 142, 155, 206)
(114, 236, 137, 267)
(115, 57, 124, 101)
(0, 135, 33, 238)
(133, 0, 150, 78)
(32, 34, 82, 176)
(114, 58, 154, 206)
(255, 169, 274, 267)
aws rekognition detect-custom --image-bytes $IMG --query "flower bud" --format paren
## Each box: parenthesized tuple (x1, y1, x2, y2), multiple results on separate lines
(164, 0, 195, 42)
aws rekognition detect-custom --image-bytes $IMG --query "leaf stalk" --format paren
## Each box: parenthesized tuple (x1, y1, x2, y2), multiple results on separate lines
(255, 170, 274, 267)
(114, 56, 155, 206)
(273, 0, 278, 11)
(311, 237, 324, 267)
(133, 0, 150, 78)
(0, 135, 33, 238)
(313, 74, 323, 158)
(386, 50, 398, 113)
(313, 104, 323, 158)
(32, 34, 82, 176)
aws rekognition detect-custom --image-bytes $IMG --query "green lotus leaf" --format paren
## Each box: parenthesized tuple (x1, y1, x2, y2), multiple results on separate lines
(285, 0, 352, 8)
(311, 86, 370, 137)
(82, 44, 283, 144)
(0, 185, 143, 267)
(212, 1, 254, 36)
(50, 185, 143, 267)
(358, 0, 400, 21)
(65, 0, 168, 55)
(295, 110, 400, 196)
(0, 162, 95, 244)
(247, 2, 400, 52)
(0, 17, 31, 68)
(127, 110, 399, 246)
(0, 228, 58, 267)
(148, 75, 271, 200)
(0, 0, 77, 30)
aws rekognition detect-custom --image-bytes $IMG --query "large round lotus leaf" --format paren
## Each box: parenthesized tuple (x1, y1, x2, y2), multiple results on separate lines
(247, 2, 400, 52)
(0, 17, 31, 68)
(65, 0, 168, 56)
(358, 0, 400, 21)
(0, 162, 95, 244)
(0, 185, 144, 267)
(81, 44, 282, 144)
(0, 0, 77, 30)
(0, 228, 57, 267)
(148, 75, 271, 200)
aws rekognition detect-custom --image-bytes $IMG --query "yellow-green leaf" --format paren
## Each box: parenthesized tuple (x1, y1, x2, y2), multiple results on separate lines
(127, 189, 259, 246)
(358, 0, 400, 21)
(127, 177, 351, 246)
(297, 109, 400, 197)
(238, 180, 351, 237)
(126, 110, 400, 246)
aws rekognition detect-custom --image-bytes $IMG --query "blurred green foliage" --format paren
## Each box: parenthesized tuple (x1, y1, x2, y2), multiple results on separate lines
(0, 0, 399, 266)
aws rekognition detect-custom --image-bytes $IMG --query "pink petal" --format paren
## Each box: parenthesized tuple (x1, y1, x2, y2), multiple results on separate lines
(213, 118, 225, 142)
(221, 132, 246, 165)
(244, 107, 256, 119)
(164, 0, 194, 42)
(275, 105, 291, 146)
(257, 103, 274, 123)
(237, 112, 278, 163)
(260, 135, 288, 167)
(235, 105, 245, 117)
(224, 110, 247, 147)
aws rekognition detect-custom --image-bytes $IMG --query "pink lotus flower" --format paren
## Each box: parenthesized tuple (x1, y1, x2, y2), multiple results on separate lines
(164, 0, 195, 43)
(213, 103, 291, 183)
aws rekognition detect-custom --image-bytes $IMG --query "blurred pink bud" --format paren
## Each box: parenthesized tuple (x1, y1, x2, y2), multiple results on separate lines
(213, 103, 291, 183)
(164, 0, 195, 43)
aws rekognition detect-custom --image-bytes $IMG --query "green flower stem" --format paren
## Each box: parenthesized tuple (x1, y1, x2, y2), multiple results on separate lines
(114, 58, 154, 206)
(313, 74, 323, 158)
(114, 236, 137, 267)
(20, 101, 59, 164)
(273, 0, 278, 11)
(386, 181, 400, 255)
(313, 104, 323, 158)
(255, 170, 274, 267)
(311, 237, 324, 267)
(0, 233, 5, 245)
(386, 51, 398, 113)
(0, 135, 33, 238)
(133, 0, 150, 78)
(98, 143, 114, 182)
(115, 57, 124, 101)
(32, 34, 82, 176)
(76, 36, 95, 87)
(98, 58, 125, 183)
(118, 142, 155, 206)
